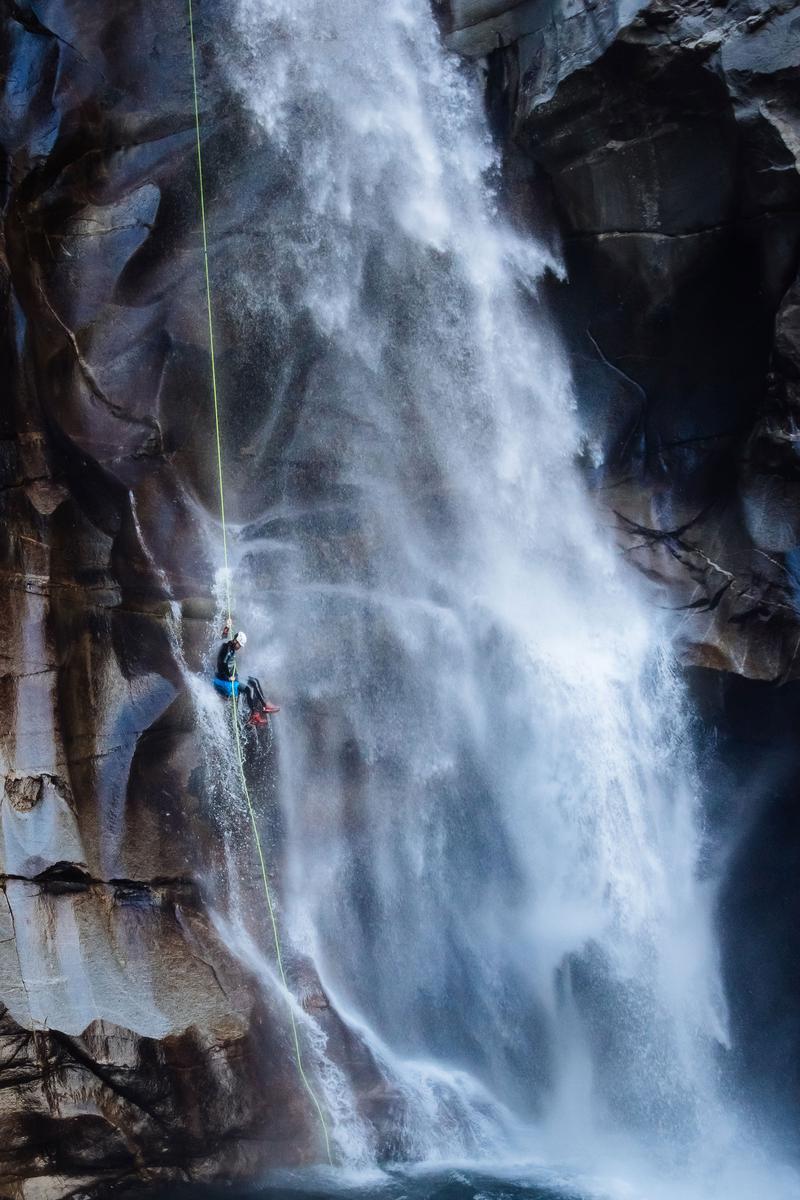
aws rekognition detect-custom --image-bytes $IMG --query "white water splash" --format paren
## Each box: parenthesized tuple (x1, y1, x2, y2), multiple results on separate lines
(170, 0, 800, 1192)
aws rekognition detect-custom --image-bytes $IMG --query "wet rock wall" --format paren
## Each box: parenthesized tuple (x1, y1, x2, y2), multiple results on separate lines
(445, 0, 800, 678)
(0, 1, 325, 1193)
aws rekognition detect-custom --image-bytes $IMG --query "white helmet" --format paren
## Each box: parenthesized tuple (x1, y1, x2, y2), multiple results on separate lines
(234, 630, 247, 647)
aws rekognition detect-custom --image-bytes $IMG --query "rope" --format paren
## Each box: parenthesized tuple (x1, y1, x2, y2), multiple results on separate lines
(187, 0, 231, 627)
(186, 0, 334, 1165)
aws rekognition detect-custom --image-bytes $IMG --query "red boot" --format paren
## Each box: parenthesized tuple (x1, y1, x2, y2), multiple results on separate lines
(261, 701, 280, 714)
(247, 710, 269, 727)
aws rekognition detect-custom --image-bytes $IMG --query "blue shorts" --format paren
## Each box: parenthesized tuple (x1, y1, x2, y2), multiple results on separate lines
(213, 677, 240, 698)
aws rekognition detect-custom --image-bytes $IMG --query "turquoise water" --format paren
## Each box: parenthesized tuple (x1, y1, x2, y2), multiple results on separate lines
(162, 1169, 579, 1200)
(156, 1151, 800, 1200)
(157, 1151, 800, 1200)
(255, 1174, 573, 1200)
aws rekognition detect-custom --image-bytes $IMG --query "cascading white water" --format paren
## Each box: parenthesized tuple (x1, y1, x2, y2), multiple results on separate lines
(195, 0, 795, 1192)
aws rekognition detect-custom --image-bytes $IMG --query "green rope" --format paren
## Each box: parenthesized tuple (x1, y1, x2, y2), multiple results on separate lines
(186, 0, 333, 1165)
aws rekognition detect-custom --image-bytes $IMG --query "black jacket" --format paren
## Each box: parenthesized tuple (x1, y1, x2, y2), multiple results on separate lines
(216, 640, 238, 681)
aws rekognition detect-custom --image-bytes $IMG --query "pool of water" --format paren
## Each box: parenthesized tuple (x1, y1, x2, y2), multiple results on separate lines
(158, 1165, 587, 1200)
(271, 1176, 563, 1199)
(155, 1151, 800, 1200)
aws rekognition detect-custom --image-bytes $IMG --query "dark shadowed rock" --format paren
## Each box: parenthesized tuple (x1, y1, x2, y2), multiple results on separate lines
(446, 0, 800, 677)
(740, 278, 800, 551)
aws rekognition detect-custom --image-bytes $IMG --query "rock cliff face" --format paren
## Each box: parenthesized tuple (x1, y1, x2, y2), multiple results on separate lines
(0, 1, 397, 1194)
(3, 0, 800, 1194)
(444, 0, 800, 678)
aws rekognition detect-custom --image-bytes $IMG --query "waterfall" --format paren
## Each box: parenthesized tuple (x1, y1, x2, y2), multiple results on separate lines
(192, 0, 785, 1190)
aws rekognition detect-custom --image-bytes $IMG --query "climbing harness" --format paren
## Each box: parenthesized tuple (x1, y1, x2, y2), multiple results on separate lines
(186, 0, 333, 1165)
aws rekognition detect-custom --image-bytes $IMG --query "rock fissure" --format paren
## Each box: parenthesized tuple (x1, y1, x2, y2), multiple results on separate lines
(2, 891, 32, 1019)
(0, 870, 199, 896)
(0, 474, 51, 494)
(49, 1032, 172, 1135)
(7, 0, 90, 65)
(565, 211, 800, 241)
(35, 281, 164, 446)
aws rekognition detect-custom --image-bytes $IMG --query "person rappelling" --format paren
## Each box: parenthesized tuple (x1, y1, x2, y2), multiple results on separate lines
(213, 626, 280, 727)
